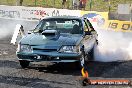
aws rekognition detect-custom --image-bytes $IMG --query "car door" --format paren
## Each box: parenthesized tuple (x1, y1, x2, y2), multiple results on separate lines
(82, 18, 97, 53)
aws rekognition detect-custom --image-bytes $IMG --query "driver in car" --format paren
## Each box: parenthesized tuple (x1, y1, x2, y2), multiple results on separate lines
(46, 21, 57, 30)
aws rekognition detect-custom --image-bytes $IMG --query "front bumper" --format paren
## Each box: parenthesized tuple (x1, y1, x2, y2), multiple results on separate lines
(17, 51, 81, 62)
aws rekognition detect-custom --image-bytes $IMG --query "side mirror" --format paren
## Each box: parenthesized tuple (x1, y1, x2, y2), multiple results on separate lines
(28, 31, 32, 34)
(28, 30, 33, 34)
(38, 30, 43, 33)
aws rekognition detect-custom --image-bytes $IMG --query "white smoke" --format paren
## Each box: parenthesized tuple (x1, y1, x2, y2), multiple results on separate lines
(0, 19, 38, 39)
(0, 27, 13, 39)
(94, 29, 132, 62)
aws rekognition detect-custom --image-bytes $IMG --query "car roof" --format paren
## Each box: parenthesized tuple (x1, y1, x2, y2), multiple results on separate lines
(42, 16, 82, 20)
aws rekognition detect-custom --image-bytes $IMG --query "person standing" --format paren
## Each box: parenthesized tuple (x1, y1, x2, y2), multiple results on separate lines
(79, 0, 87, 10)
(62, 0, 67, 9)
(72, 0, 78, 9)
(20, 0, 23, 6)
(62, 0, 70, 9)
(16, 0, 23, 6)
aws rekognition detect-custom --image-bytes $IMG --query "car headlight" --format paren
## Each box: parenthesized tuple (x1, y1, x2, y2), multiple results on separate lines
(17, 44, 33, 53)
(59, 46, 80, 53)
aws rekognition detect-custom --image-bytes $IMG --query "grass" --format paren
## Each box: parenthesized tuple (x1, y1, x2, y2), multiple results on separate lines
(0, 0, 132, 12)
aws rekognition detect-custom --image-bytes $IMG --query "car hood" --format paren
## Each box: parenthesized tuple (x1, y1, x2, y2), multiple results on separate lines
(20, 33, 83, 46)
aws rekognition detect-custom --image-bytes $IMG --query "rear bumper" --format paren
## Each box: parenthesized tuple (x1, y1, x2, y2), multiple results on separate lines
(17, 52, 81, 62)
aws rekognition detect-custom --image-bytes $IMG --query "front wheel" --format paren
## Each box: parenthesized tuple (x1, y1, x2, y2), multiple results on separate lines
(75, 52, 86, 69)
(86, 40, 98, 61)
(86, 47, 94, 61)
(19, 60, 30, 68)
(80, 53, 85, 67)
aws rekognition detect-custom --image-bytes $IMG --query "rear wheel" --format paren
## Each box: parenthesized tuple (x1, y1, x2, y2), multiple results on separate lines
(19, 60, 30, 68)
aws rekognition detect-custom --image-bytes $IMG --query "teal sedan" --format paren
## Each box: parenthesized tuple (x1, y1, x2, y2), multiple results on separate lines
(16, 16, 97, 68)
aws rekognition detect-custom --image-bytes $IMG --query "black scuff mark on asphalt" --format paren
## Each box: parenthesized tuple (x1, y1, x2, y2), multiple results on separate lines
(0, 75, 70, 88)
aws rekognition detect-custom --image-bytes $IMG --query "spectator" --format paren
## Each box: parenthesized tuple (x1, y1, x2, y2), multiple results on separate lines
(79, 0, 82, 10)
(62, 0, 69, 9)
(72, 0, 78, 9)
(20, 0, 23, 6)
(16, 0, 23, 6)
(66, 0, 70, 9)
(79, 0, 87, 10)
(62, 0, 66, 8)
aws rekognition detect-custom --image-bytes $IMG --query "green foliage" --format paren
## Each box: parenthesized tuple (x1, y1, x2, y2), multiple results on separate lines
(0, 0, 132, 12)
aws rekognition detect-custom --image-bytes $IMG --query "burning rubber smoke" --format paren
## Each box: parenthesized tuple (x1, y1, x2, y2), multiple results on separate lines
(0, 20, 20, 39)
(0, 19, 38, 39)
(0, 22, 15, 39)
(94, 29, 132, 62)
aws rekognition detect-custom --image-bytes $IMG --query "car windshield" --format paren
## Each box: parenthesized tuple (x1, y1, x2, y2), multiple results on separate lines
(34, 18, 83, 34)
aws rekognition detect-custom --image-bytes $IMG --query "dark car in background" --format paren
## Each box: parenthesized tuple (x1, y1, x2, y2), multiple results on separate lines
(16, 16, 98, 68)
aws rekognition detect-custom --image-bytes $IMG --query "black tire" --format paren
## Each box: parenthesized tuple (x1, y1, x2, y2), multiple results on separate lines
(75, 51, 86, 69)
(19, 60, 30, 68)
(86, 40, 98, 61)
(86, 47, 94, 61)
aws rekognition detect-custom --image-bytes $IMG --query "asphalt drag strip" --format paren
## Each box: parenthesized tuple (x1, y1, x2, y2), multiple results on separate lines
(0, 39, 132, 88)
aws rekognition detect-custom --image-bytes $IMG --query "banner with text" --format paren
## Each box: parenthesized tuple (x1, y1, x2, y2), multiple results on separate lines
(0, 5, 81, 21)
(104, 20, 132, 32)
(81, 11, 132, 32)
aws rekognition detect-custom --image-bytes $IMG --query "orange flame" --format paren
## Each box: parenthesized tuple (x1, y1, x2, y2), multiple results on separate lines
(81, 67, 89, 78)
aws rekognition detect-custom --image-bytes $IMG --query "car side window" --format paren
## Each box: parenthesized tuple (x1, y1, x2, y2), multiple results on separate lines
(83, 19, 95, 32)
(84, 22, 88, 32)
(83, 19, 90, 32)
